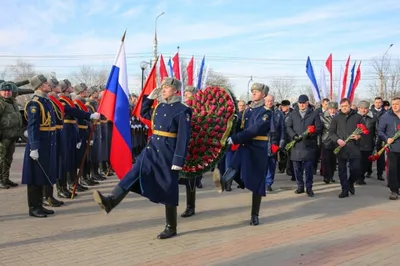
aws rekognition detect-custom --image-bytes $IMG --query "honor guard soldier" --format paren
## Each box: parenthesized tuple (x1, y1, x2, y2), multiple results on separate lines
(221, 83, 272, 226)
(0, 82, 23, 189)
(85, 86, 105, 181)
(93, 77, 192, 239)
(22, 74, 57, 218)
(98, 87, 111, 176)
(74, 83, 98, 187)
(58, 80, 100, 198)
(44, 77, 65, 207)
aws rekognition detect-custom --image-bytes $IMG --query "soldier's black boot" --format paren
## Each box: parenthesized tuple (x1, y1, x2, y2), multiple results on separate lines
(38, 186, 55, 215)
(157, 205, 177, 239)
(81, 165, 98, 187)
(56, 179, 71, 198)
(67, 173, 79, 197)
(5, 178, 18, 187)
(44, 185, 64, 207)
(250, 193, 262, 226)
(225, 179, 233, 191)
(93, 185, 129, 213)
(28, 185, 47, 218)
(181, 183, 195, 218)
(94, 163, 106, 180)
(220, 167, 237, 192)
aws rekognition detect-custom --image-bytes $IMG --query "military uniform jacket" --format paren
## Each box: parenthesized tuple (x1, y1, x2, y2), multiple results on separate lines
(86, 99, 101, 163)
(0, 97, 23, 140)
(100, 114, 109, 162)
(230, 104, 271, 196)
(22, 92, 57, 185)
(59, 95, 91, 172)
(119, 97, 192, 206)
(74, 97, 90, 165)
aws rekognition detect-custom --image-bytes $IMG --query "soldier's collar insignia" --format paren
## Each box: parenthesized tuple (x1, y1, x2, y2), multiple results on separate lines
(262, 114, 268, 121)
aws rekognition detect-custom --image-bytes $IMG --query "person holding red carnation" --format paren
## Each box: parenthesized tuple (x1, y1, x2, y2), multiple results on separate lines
(357, 101, 378, 185)
(93, 77, 192, 239)
(285, 94, 322, 197)
(329, 98, 364, 198)
(220, 83, 271, 226)
(378, 97, 400, 200)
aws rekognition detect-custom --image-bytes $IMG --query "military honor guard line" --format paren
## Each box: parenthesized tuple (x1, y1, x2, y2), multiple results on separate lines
(1, 72, 400, 240)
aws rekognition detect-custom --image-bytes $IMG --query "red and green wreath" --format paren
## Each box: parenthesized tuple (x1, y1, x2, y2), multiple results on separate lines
(179, 86, 238, 179)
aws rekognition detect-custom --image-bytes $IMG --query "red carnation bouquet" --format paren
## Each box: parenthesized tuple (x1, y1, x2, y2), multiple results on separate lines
(285, 125, 316, 151)
(334, 124, 369, 155)
(180, 86, 237, 178)
(369, 124, 400, 161)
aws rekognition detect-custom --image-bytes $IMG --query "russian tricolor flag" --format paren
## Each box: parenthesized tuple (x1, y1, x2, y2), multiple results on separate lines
(98, 31, 132, 180)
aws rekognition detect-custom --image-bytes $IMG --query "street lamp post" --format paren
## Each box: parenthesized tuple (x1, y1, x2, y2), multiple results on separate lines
(153, 12, 165, 67)
(379, 44, 394, 98)
(140, 61, 149, 91)
(247, 75, 253, 101)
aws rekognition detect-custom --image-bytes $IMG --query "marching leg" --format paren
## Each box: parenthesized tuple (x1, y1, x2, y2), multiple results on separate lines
(157, 205, 177, 239)
(250, 193, 262, 226)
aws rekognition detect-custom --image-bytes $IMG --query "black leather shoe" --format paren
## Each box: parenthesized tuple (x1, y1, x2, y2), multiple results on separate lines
(40, 206, 55, 215)
(181, 208, 195, 218)
(29, 207, 47, 218)
(0, 182, 10, 189)
(338, 191, 349, 198)
(93, 185, 129, 214)
(306, 189, 314, 197)
(250, 215, 259, 226)
(349, 184, 355, 195)
(295, 188, 305, 194)
(266, 186, 273, 192)
(377, 176, 385, 181)
(157, 226, 177, 239)
(43, 197, 62, 207)
(5, 179, 18, 187)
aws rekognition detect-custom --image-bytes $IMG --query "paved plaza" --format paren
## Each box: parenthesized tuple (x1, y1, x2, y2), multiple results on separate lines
(0, 146, 399, 266)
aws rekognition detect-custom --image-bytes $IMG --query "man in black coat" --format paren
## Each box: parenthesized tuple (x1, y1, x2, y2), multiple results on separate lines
(285, 95, 322, 197)
(329, 98, 363, 198)
(370, 97, 386, 181)
(357, 101, 377, 185)
(279, 100, 295, 179)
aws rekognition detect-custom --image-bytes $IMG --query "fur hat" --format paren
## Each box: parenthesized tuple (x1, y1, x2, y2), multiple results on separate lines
(0, 81, 17, 91)
(30, 74, 47, 90)
(328, 101, 338, 109)
(251, 83, 269, 95)
(184, 86, 197, 94)
(74, 83, 88, 94)
(161, 77, 182, 92)
(48, 77, 59, 89)
(87, 86, 98, 96)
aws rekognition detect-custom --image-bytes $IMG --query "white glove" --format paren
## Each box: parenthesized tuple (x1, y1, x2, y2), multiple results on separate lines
(148, 87, 162, 100)
(227, 137, 233, 145)
(24, 130, 28, 138)
(90, 112, 100, 120)
(171, 165, 182, 171)
(89, 140, 94, 146)
(30, 150, 39, 160)
(76, 142, 82, 149)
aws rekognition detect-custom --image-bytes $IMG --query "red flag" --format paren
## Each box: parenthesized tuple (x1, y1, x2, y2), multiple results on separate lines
(132, 57, 159, 137)
(159, 54, 168, 81)
(172, 52, 181, 80)
(349, 62, 361, 102)
(325, 53, 333, 100)
(186, 56, 194, 86)
(341, 55, 351, 99)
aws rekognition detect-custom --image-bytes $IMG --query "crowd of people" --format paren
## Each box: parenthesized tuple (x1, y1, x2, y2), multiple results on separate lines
(1, 75, 399, 240)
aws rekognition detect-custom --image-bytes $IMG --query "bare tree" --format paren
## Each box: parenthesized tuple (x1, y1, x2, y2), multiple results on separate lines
(71, 65, 109, 86)
(0, 69, 7, 80)
(6, 60, 36, 81)
(368, 56, 400, 100)
(269, 77, 296, 103)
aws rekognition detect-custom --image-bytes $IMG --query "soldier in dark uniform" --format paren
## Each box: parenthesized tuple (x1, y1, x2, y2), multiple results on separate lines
(58, 80, 100, 198)
(85, 86, 105, 181)
(221, 83, 271, 226)
(98, 87, 111, 176)
(22, 74, 57, 218)
(93, 77, 192, 239)
(44, 77, 65, 207)
(0, 82, 22, 189)
(74, 84, 98, 187)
